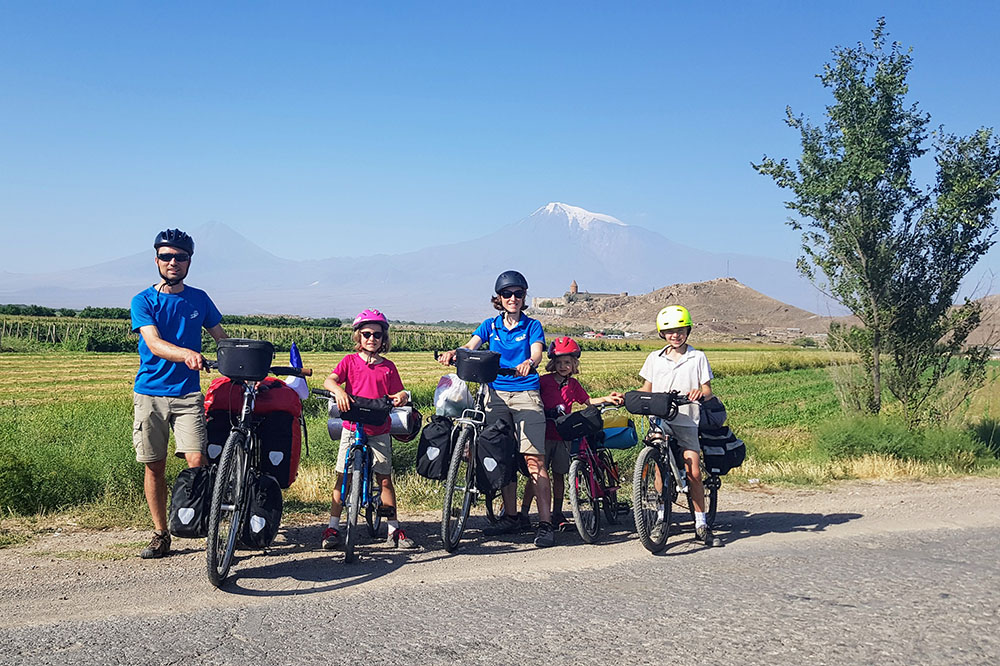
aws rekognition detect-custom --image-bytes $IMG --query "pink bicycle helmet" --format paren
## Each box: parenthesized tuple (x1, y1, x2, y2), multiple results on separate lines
(352, 308, 389, 330)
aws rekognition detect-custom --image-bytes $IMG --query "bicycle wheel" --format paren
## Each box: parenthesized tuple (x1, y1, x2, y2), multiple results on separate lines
(344, 464, 363, 563)
(597, 449, 621, 525)
(365, 465, 383, 538)
(441, 425, 475, 552)
(687, 473, 720, 529)
(632, 446, 672, 553)
(207, 430, 248, 586)
(568, 458, 600, 543)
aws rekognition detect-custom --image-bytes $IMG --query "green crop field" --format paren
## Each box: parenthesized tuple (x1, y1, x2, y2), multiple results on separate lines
(2, 348, 998, 531)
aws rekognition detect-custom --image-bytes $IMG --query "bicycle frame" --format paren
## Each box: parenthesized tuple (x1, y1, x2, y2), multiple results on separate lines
(340, 426, 375, 508)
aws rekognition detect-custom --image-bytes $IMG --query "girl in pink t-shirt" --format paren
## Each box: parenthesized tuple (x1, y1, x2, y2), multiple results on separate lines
(521, 337, 623, 529)
(321, 309, 416, 550)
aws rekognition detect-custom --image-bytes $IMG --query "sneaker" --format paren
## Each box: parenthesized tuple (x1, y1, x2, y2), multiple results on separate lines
(386, 528, 417, 549)
(321, 527, 342, 550)
(650, 522, 668, 544)
(695, 525, 722, 548)
(483, 515, 519, 537)
(140, 531, 171, 559)
(517, 512, 533, 532)
(551, 511, 570, 531)
(534, 521, 555, 548)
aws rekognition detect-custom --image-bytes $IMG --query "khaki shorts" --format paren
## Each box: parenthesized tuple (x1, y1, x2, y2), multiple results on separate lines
(335, 428, 392, 475)
(132, 391, 207, 463)
(485, 388, 546, 457)
(671, 423, 702, 454)
(544, 439, 571, 475)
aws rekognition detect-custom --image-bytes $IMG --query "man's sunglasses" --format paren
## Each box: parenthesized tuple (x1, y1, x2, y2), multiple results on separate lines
(157, 252, 191, 263)
(360, 330, 384, 340)
(499, 289, 526, 300)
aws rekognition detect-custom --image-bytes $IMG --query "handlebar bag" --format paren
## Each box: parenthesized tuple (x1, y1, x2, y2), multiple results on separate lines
(240, 470, 283, 548)
(475, 419, 517, 493)
(416, 415, 454, 481)
(216, 338, 275, 382)
(168, 465, 216, 539)
(698, 425, 746, 475)
(339, 395, 394, 426)
(455, 348, 502, 384)
(624, 391, 678, 419)
(554, 406, 604, 441)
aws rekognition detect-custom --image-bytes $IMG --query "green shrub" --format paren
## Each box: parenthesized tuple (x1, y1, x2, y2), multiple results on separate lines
(815, 416, 990, 463)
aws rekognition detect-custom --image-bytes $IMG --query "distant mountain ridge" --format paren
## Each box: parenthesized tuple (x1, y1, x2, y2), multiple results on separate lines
(0, 203, 841, 320)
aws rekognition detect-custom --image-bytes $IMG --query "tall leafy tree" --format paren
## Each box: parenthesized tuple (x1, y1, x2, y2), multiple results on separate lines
(754, 19, 1000, 419)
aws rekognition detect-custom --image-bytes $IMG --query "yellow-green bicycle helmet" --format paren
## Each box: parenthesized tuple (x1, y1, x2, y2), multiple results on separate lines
(656, 305, 692, 332)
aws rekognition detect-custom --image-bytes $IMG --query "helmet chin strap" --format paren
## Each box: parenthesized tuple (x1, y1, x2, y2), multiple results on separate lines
(158, 266, 184, 288)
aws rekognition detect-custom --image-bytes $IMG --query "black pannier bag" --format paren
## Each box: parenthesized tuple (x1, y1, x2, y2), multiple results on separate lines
(416, 415, 454, 481)
(475, 419, 517, 493)
(205, 410, 233, 464)
(554, 405, 604, 441)
(240, 470, 283, 549)
(216, 338, 275, 382)
(455, 348, 502, 384)
(698, 425, 746, 475)
(168, 466, 216, 539)
(624, 391, 678, 419)
(339, 395, 394, 426)
(699, 396, 728, 431)
(257, 411, 298, 489)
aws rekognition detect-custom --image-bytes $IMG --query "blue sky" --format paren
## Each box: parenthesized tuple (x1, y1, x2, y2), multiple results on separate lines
(2, 1, 999, 291)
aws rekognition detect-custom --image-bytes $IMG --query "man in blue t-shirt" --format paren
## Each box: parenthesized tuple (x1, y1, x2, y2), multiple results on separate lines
(130, 229, 228, 559)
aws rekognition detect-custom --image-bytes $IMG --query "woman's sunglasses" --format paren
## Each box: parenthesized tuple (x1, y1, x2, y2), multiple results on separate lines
(360, 330, 384, 340)
(499, 289, 525, 300)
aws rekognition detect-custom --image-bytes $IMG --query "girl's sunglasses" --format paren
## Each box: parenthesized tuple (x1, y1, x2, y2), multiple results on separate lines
(500, 289, 525, 300)
(361, 330, 384, 340)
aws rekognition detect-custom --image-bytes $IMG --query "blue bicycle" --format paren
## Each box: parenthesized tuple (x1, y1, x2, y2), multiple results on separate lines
(313, 388, 387, 563)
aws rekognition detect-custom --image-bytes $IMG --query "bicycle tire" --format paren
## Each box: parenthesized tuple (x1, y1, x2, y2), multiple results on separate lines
(597, 449, 621, 525)
(344, 464, 363, 563)
(632, 446, 671, 553)
(441, 425, 475, 552)
(365, 465, 383, 538)
(207, 430, 248, 586)
(568, 458, 600, 543)
(687, 473, 719, 529)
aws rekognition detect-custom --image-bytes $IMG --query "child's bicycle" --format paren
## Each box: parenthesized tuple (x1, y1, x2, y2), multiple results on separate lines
(312, 388, 391, 563)
(554, 405, 630, 543)
(203, 342, 311, 587)
(625, 391, 720, 554)
(435, 349, 522, 552)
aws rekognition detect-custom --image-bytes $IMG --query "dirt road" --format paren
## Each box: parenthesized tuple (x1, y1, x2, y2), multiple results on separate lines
(2, 478, 999, 665)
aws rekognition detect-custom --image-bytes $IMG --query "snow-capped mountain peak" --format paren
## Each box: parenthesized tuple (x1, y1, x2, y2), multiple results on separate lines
(530, 202, 627, 230)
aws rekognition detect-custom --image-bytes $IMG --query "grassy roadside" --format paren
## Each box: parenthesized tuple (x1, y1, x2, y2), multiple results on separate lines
(2, 350, 999, 546)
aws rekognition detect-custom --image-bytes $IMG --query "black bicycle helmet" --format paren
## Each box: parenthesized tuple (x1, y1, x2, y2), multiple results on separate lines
(494, 270, 528, 293)
(153, 229, 195, 255)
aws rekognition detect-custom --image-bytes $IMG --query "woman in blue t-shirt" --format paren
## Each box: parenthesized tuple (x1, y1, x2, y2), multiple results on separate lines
(438, 270, 554, 547)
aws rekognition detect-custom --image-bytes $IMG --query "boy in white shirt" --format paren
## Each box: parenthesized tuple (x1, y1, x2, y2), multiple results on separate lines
(637, 305, 722, 547)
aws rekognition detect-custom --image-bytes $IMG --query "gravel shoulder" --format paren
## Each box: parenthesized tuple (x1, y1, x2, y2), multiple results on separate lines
(3, 478, 999, 631)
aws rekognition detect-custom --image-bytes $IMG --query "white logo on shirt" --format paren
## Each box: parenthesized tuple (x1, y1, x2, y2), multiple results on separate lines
(515, 334, 526, 342)
(190, 310, 199, 319)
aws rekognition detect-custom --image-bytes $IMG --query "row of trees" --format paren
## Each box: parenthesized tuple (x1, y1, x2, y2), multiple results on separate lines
(0, 304, 130, 319)
(755, 19, 1000, 426)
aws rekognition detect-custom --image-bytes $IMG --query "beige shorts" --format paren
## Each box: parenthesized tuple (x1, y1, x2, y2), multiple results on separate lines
(485, 388, 546, 457)
(671, 423, 702, 454)
(335, 428, 392, 475)
(132, 391, 207, 463)
(544, 439, 571, 475)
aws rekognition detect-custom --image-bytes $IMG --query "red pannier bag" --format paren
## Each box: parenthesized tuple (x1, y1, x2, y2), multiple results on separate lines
(204, 377, 304, 488)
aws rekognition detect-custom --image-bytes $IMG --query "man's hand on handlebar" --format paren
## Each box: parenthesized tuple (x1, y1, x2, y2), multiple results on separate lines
(437, 349, 457, 366)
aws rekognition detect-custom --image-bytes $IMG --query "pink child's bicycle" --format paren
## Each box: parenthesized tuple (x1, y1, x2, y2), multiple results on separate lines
(555, 405, 631, 543)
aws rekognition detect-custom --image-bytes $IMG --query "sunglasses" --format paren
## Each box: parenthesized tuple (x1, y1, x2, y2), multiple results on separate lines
(499, 289, 526, 300)
(360, 330, 384, 340)
(157, 252, 190, 263)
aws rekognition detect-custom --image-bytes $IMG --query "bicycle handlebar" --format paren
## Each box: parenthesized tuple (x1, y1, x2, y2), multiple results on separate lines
(201, 360, 312, 378)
